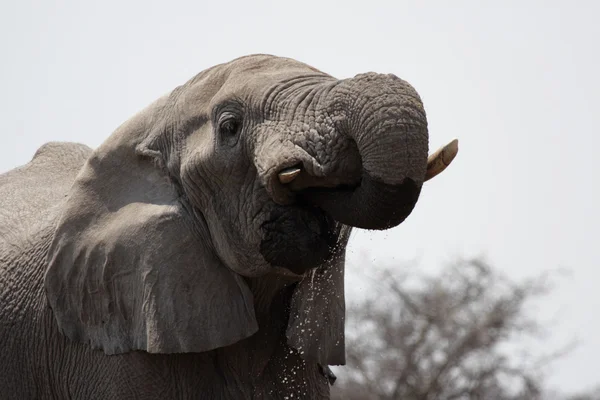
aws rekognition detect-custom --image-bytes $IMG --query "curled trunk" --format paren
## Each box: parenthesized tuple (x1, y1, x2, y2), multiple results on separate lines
(304, 73, 429, 230)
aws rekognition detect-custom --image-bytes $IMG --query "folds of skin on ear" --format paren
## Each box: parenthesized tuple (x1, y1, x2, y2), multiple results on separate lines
(44, 99, 258, 355)
(286, 226, 351, 366)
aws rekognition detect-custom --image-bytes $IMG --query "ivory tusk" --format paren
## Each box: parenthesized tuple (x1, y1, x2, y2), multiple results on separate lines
(278, 167, 302, 184)
(425, 139, 459, 182)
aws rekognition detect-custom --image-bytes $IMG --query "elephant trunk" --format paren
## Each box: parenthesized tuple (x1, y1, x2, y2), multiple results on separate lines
(301, 73, 429, 230)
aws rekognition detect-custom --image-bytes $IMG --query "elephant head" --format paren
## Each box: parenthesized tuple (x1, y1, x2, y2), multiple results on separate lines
(44, 55, 457, 366)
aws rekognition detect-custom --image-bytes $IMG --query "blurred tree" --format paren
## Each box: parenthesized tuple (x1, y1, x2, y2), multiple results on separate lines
(331, 258, 572, 400)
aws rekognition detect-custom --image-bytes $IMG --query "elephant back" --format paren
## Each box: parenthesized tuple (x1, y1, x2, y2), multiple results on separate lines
(0, 142, 92, 248)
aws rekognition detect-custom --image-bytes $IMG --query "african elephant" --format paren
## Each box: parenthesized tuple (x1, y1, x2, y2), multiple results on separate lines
(0, 55, 457, 399)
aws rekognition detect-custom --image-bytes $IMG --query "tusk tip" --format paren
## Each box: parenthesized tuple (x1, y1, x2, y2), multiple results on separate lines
(442, 138, 459, 165)
(425, 138, 459, 182)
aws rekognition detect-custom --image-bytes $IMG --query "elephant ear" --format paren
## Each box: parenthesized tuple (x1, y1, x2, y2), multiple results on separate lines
(286, 226, 351, 366)
(44, 100, 257, 355)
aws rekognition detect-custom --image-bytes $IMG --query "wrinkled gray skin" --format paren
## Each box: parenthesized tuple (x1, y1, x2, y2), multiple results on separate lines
(0, 55, 428, 399)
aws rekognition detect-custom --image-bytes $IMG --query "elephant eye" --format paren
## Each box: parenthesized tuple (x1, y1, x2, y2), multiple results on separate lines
(218, 115, 241, 137)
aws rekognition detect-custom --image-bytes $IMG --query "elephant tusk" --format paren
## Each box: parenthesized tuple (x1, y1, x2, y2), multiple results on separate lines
(425, 139, 459, 182)
(278, 167, 302, 184)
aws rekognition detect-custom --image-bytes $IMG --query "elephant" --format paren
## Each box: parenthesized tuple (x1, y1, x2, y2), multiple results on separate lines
(0, 54, 457, 399)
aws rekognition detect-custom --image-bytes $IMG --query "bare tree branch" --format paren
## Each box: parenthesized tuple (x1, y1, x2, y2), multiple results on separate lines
(331, 258, 576, 400)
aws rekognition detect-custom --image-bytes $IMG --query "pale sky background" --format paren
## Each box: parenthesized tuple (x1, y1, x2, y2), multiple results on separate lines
(1, 0, 598, 394)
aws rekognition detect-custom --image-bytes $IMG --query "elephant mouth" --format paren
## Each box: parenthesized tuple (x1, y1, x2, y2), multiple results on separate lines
(259, 204, 339, 275)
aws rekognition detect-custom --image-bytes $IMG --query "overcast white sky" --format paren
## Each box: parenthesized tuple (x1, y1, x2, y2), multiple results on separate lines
(1, 0, 598, 393)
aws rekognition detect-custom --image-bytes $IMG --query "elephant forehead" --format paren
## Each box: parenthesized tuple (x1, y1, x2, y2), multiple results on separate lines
(223, 54, 328, 83)
(214, 73, 331, 109)
(193, 60, 329, 98)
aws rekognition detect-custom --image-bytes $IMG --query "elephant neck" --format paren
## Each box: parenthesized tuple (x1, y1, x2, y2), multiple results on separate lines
(245, 273, 299, 318)
(225, 275, 299, 386)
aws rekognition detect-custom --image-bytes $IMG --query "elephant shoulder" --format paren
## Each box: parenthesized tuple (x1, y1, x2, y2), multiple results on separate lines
(0, 142, 92, 246)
